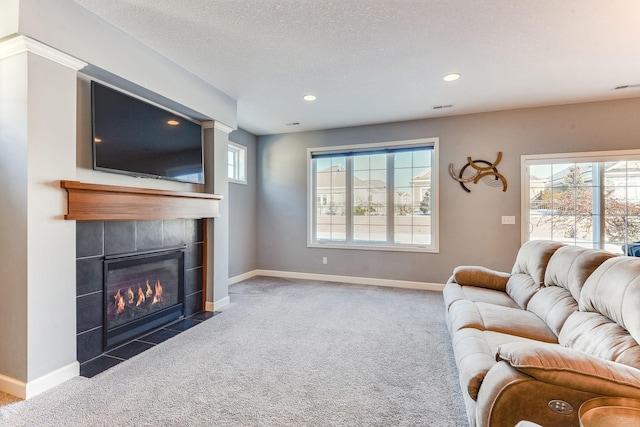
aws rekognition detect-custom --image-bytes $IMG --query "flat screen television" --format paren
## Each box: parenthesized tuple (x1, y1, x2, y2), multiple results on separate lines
(91, 81, 204, 184)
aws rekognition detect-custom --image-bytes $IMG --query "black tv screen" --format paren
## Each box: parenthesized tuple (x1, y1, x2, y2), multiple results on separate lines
(91, 81, 204, 184)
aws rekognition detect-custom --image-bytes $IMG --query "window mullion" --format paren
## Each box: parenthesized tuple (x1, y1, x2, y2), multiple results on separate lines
(594, 162, 605, 249)
(346, 156, 354, 243)
(233, 151, 239, 179)
(387, 152, 394, 245)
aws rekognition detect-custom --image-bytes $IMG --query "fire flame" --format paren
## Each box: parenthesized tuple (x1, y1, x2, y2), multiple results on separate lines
(152, 280, 163, 305)
(114, 289, 125, 314)
(113, 278, 166, 315)
(136, 285, 146, 306)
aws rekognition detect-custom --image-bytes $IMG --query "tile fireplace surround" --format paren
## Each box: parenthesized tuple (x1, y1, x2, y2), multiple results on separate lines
(76, 219, 205, 371)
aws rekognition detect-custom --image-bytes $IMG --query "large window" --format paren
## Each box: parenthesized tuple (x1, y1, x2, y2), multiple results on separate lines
(308, 138, 439, 252)
(522, 150, 640, 254)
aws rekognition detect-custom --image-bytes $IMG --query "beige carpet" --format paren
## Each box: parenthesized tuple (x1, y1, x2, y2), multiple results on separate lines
(0, 276, 466, 426)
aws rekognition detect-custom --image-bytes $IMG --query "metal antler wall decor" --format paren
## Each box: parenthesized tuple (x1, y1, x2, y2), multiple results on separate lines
(449, 152, 507, 193)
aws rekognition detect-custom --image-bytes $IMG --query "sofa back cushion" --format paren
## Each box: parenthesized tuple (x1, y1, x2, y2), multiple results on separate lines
(527, 246, 616, 336)
(559, 256, 640, 369)
(505, 274, 538, 309)
(527, 287, 578, 337)
(545, 246, 616, 302)
(506, 240, 564, 308)
(559, 311, 640, 369)
(580, 257, 640, 342)
(510, 240, 565, 283)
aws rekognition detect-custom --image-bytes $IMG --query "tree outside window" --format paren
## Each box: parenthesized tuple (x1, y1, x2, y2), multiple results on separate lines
(526, 157, 640, 253)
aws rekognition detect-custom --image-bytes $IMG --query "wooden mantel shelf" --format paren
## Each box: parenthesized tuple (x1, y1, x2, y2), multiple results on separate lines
(61, 180, 222, 221)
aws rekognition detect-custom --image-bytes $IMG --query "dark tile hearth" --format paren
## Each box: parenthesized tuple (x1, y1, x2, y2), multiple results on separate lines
(80, 355, 122, 378)
(188, 311, 217, 321)
(106, 340, 155, 360)
(79, 311, 221, 378)
(164, 318, 201, 332)
(139, 328, 181, 344)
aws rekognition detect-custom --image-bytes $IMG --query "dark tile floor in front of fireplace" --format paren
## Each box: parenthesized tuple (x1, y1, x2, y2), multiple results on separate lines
(80, 311, 220, 378)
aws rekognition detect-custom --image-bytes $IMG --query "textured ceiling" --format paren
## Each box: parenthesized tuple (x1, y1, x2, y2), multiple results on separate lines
(74, 0, 640, 135)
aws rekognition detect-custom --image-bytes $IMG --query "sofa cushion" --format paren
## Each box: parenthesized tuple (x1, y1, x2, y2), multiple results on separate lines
(505, 273, 540, 309)
(448, 299, 485, 332)
(451, 266, 510, 291)
(510, 240, 564, 285)
(559, 311, 640, 369)
(476, 303, 557, 343)
(544, 245, 616, 302)
(452, 328, 545, 401)
(448, 300, 558, 343)
(443, 282, 519, 310)
(497, 341, 640, 399)
(505, 240, 564, 309)
(579, 256, 640, 345)
(526, 286, 578, 337)
(526, 246, 615, 336)
(452, 328, 496, 400)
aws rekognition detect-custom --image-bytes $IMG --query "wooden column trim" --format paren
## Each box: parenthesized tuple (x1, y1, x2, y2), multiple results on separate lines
(202, 219, 209, 310)
(61, 180, 222, 221)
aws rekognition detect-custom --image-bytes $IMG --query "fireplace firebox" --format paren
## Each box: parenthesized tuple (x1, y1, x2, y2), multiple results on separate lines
(104, 247, 186, 349)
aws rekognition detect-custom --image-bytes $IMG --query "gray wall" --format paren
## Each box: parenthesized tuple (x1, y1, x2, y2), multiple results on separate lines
(228, 129, 258, 278)
(257, 97, 640, 284)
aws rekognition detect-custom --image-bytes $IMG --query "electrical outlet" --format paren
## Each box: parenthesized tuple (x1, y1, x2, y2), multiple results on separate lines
(322, 257, 328, 265)
(501, 216, 516, 225)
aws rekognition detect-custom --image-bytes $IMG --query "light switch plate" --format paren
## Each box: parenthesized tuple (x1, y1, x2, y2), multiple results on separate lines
(501, 216, 516, 225)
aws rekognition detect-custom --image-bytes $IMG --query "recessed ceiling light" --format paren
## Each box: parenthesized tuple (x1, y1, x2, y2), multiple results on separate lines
(167, 120, 180, 126)
(443, 73, 461, 82)
(303, 94, 316, 101)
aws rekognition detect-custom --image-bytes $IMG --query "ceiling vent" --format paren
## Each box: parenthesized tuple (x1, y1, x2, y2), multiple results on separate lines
(613, 84, 640, 90)
(433, 104, 453, 110)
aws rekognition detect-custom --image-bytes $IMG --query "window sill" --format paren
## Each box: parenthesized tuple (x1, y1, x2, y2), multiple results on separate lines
(228, 178, 247, 185)
(308, 242, 439, 253)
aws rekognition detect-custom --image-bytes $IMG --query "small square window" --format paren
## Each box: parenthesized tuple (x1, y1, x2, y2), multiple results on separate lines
(228, 142, 247, 184)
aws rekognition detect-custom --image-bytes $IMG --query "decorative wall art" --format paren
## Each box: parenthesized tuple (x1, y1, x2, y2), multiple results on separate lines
(449, 152, 507, 193)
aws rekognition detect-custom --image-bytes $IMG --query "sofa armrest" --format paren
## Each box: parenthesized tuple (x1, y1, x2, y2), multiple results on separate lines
(475, 362, 585, 427)
(496, 341, 640, 398)
(451, 266, 510, 291)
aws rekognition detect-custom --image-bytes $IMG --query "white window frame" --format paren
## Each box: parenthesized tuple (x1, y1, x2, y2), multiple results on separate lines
(228, 141, 247, 184)
(521, 148, 640, 250)
(307, 137, 439, 253)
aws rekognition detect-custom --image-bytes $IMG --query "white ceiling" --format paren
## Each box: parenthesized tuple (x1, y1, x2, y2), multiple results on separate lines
(74, 0, 640, 136)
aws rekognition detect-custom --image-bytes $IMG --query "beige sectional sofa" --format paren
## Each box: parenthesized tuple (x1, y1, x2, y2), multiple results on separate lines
(444, 240, 640, 426)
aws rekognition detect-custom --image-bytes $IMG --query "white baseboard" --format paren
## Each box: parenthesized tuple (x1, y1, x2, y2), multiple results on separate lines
(205, 295, 231, 312)
(230, 269, 444, 292)
(229, 270, 258, 286)
(0, 361, 79, 399)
